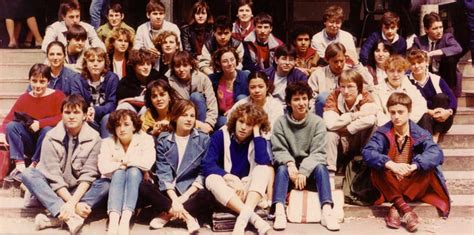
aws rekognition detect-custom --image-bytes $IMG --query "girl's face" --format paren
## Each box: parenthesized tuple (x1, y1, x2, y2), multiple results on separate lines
(374, 42, 390, 67)
(113, 35, 130, 53)
(248, 78, 268, 102)
(161, 35, 179, 55)
(47, 45, 65, 69)
(115, 115, 135, 144)
(30, 75, 49, 97)
(176, 107, 196, 135)
(235, 115, 253, 142)
(220, 51, 237, 74)
(410, 60, 428, 79)
(174, 63, 193, 82)
(86, 55, 106, 78)
(134, 63, 152, 78)
(151, 86, 171, 111)
(194, 9, 207, 25)
(386, 67, 405, 88)
(237, 4, 253, 23)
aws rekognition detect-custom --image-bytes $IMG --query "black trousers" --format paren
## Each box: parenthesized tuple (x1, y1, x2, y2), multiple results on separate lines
(417, 93, 454, 134)
(432, 56, 461, 96)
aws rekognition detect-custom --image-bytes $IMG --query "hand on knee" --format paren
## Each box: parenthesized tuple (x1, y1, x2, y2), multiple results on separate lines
(75, 202, 91, 218)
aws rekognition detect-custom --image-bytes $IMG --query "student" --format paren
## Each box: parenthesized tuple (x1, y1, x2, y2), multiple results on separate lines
(407, 49, 456, 143)
(198, 15, 244, 75)
(271, 82, 340, 231)
(180, 0, 214, 58)
(0, 64, 65, 182)
(232, 0, 255, 41)
(412, 12, 463, 96)
(153, 30, 181, 77)
(202, 103, 273, 235)
(311, 5, 357, 64)
(64, 24, 88, 73)
(362, 92, 450, 232)
(22, 94, 110, 234)
(292, 25, 319, 76)
(366, 40, 393, 85)
(168, 51, 218, 134)
(359, 11, 407, 66)
(139, 100, 214, 233)
(107, 28, 134, 79)
(242, 12, 283, 73)
(98, 110, 155, 235)
(323, 70, 377, 172)
(42, 0, 105, 52)
(96, 3, 135, 44)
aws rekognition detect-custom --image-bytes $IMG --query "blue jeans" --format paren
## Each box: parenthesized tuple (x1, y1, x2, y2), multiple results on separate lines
(6, 122, 52, 163)
(89, 0, 109, 29)
(108, 167, 143, 214)
(272, 164, 333, 208)
(22, 168, 110, 217)
(315, 92, 329, 117)
(89, 114, 111, 138)
(190, 92, 207, 123)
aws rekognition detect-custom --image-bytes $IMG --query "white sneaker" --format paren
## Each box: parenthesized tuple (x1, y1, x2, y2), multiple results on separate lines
(232, 210, 252, 235)
(34, 213, 62, 230)
(186, 218, 200, 234)
(149, 216, 168, 229)
(273, 213, 287, 230)
(250, 213, 271, 234)
(321, 210, 340, 231)
(66, 213, 84, 235)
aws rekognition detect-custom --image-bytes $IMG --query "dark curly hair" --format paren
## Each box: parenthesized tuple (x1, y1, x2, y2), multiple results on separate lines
(226, 103, 271, 135)
(144, 79, 180, 119)
(285, 81, 312, 113)
(106, 109, 142, 139)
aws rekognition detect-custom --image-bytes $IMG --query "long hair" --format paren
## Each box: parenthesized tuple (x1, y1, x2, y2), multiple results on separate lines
(144, 79, 180, 119)
(81, 47, 110, 80)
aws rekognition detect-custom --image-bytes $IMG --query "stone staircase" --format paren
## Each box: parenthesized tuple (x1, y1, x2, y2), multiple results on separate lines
(0, 49, 473, 223)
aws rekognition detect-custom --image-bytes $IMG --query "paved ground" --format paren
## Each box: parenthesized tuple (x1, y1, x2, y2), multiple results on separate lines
(0, 216, 473, 235)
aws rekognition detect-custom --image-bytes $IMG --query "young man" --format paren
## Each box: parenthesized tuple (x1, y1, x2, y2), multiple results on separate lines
(359, 11, 407, 66)
(96, 3, 135, 44)
(413, 12, 463, 96)
(323, 70, 377, 172)
(64, 24, 87, 73)
(21, 94, 109, 234)
(292, 25, 319, 76)
(198, 15, 244, 75)
(263, 44, 308, 106)
(242, 12, 283, 73)
(362, 92, 450, 232)
(42, 0, 105, 52)
(271, 82, 340, 231)
(311, 5, 357, 64)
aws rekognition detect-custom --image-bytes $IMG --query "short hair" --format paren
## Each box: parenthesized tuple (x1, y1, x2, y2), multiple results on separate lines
(106, 109, 142, 138)
(29, 63, 52, 81)
(285, 81, 313, 112)
(423, 12, 442, 29)
(188, 0, 213, 25)
(107, 28, 134, 52)
(107, 3, 124, 14)
(227, 103, 271, 135)
(146, 0, 166, 14)
(61, 94, 88, 113)
(290, 25, 312, 43)
(213, 15, 232, 31)
(59, 0, 80, 20)
(144, 79, 180, 119)
(153, 30, 180, 53)
(170, 51, 197, 77)
(274, 44, 297, 59)
(381, 11, 400, 28)
(169, 99, 197, 131)
(237, 0, 253, 8)
(325, 42, 346, 60)
(368, 40, 393, 67)
(406, 48, 429, 64)
(66, 24, 87, 41)
(127, 48, 156, 68)
(248, 71, 273, 95)
(82, 47, 110, 80)
(46, 41, 66, 55)
(339, 69, 364, 94)
(323, 5, 344, 22)
(383, 55, 410, 71)
(386, 92, 412, 112)
(254, 12, 273, 26)
(212, 46, 240, 71)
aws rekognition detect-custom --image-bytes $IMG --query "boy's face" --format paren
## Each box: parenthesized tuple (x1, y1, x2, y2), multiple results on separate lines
(147, 10, 165, 29)
(255, 23, 272, 43)
(382, 24, 398, 42)
(324, 17, 342, 37)
(275, 55, 295, 74)
(107, 10, 124, 28)
(426, 21, 443, 41)
(388, 104, 410, 128)
(339, 80, 358, 105)
(294, 34, 311, 53)
(327, 52, 345, 75)
(63, 9, 81, 28)
(67, 38, 86, 55)
(237, 4, 253, 23)
(62, 105, 86, 133)
(289, 92, 309, 119)
(386, 67, 405, 88)
(214, 28, 232, 47)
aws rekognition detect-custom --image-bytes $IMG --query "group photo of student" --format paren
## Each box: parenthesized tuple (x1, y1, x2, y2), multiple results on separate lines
(0, 0, 465, 234)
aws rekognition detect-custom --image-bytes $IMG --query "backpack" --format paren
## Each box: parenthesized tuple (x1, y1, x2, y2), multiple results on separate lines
(342, 156, 380, 206)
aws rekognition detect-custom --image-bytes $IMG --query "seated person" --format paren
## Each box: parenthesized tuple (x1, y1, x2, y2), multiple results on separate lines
(42, 0, 104, 52)
(209, 47, 250, 129)
(365, 40, 393, 85)
(139, 100, 214, 233)
(232, 0, 254, 41)
(271, 82, 340, 231)
(263, 44, 308, 106)
(64, 24, 88, 73)
(180, 0, 213, 58)
(311, 5, 357, 65)
(107, 28, 134, 79)
(362, 92, 450, 232)
(242, 12, 283, 73)
(292, 25, 319, 76)
(0, 64, 65, 182)
(153, 30, 180, 77)
(202, 103, 273, 235)
(359, 11, 407, 66)
(407, 49, 457, 143)
(199, 15, 244, 75)
(413, 12, 463, 96)
(168, 51, 218, 134)
(323, 70, 377, 172)
(22, 94, 110, 234)
(96, 3, 135, 45)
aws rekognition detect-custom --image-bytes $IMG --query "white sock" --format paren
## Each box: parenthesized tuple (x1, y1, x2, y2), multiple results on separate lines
(16, 162, 26, 172)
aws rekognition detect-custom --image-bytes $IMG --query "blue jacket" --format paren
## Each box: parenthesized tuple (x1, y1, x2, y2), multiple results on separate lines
(209, 70, 250, 113)
(28, 66, 82, 96)
(359, 31, 407, 66)
(156, 129, 210, 195)
(263, 66, 308, 85)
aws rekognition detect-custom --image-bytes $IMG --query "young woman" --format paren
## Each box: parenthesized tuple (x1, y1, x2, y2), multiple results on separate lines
(107, 28, 135, 79)
(98, 110, 155, 235)
(209, 46, 250, 129)
(139, 100, 214, 233)
(232, 0, 255, 41)
(74, 47, 119, 138)
(0, 64, 65, 182)
(153, 30, 181, 77)
(180, 0, 213, 58)
(168, 50, 218, 134)
(366, 40, 393, 85)
(202, 103, 273, 234)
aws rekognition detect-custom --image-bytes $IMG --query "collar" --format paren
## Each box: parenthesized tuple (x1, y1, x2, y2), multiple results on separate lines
(323, 29, 339, 41)
(381, 32, 400, 44)
(409, 72, 429, 87)
(337, 93, 363, 113)
(393, 125, 410, 139)
(88, 75, 105, 86)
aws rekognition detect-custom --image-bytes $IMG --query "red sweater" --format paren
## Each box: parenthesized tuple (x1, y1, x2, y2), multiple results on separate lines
(0, 90, 66, 133)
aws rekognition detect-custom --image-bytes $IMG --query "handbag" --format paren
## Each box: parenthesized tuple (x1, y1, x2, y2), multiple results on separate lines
(286, 189, 344, 223)
(342, 157, 380, 206)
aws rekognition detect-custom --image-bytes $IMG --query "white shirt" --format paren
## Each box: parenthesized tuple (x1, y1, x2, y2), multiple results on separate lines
(175, 134, 190, 171)
(113, 60, 124, 79)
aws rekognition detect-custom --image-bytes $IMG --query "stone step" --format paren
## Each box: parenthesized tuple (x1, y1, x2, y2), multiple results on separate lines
(457, 91, 474, 108)
(442, 148, 474, 171)
(462, 76, 474, 91)
(0, 49, 44, 64)
(438, 124, 474, 149)
(460, 62, 474, 78)
(454, 107, 474, 125)
(444, 171, 474, 195)
(0, 78, 28, 94)
(0, 93, 21, 112)
(0, 63, 33, 79)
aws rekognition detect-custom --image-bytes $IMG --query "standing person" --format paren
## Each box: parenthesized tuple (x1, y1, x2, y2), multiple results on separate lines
(271, 82, 340, 231)
(0, 64, 65, 182)
(232, 0, 255, 41)
(365, 40, 393, 85)
(362, 92, 450, 232)
(21, 94, 110, 234)
(180, 0, 214, 59)
(4, 0, 43, 48)
(98, 110, 155, 235)
(107, 28, 134, 80)
(202, 103, 273, 235)
(89, 0, 108, 29)
(291, 25, 319, 76)
(139, 100, 214, 233)
(96, 3, 135, 43)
